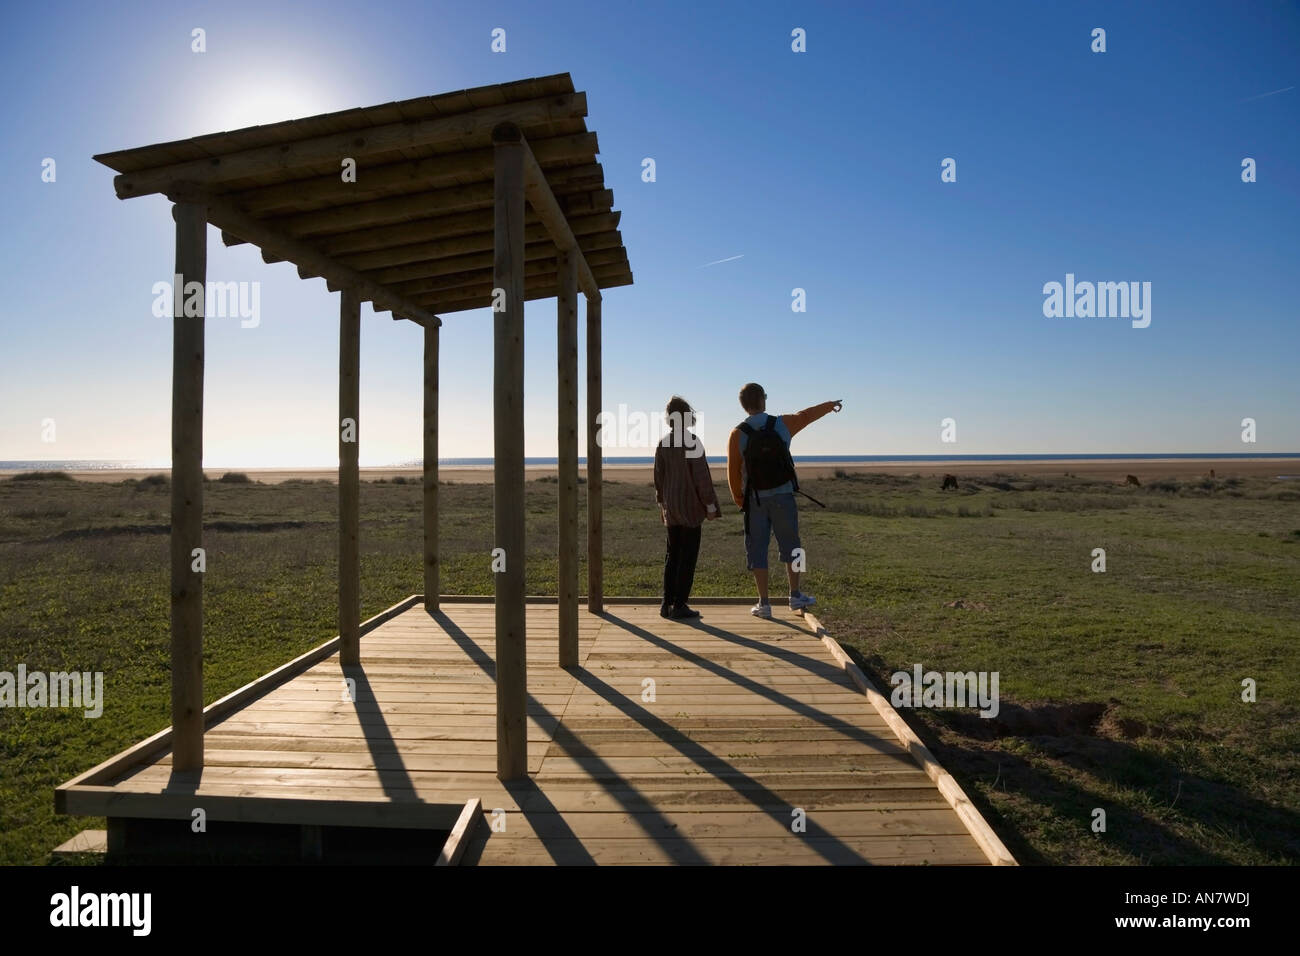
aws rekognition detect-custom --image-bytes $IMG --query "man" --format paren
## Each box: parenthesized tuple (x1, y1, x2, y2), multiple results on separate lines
(726, 383, 841, 618)
(654, 396, 722, 619)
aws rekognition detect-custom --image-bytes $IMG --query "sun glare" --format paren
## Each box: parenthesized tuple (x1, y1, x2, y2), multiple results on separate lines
(204, 75, 345, 130)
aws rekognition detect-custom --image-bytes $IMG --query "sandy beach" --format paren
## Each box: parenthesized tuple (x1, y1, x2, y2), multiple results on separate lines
(7, 458, 1296, 485)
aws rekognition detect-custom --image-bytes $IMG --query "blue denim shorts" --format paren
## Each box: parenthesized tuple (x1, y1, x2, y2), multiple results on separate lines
(745, 492, 801, 570)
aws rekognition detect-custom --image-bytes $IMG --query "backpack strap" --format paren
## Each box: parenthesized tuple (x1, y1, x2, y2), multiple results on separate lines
(736, 421, 755, 512)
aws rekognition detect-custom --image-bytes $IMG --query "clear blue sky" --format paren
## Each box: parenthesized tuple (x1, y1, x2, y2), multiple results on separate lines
(2, 0, 1297, 466)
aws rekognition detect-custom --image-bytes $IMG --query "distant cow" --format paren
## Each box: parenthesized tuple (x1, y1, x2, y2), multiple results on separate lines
(941, 474, 958, 491)
(1125, 474, 1141, 487)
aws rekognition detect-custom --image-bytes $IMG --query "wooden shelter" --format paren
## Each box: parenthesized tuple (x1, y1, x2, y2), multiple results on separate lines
(59, 74, 1017, 867)
(92, 73, 631, 782)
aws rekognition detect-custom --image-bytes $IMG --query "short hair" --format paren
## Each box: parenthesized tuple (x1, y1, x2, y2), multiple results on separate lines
(739, 383, 765, 413)
(666, 395, 693, 418)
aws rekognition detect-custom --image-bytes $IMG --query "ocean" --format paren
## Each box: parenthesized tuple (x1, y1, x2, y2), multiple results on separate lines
(4, 453, 1300, 471)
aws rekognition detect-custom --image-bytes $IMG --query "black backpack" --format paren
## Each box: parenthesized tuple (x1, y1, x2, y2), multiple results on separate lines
(738, 415, 798, 509)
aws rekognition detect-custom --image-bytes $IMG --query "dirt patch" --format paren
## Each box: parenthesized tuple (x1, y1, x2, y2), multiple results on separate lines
(944, 599, 989, 610)
(937, 699, 1213, 743)
(940, 700, 1109, 739)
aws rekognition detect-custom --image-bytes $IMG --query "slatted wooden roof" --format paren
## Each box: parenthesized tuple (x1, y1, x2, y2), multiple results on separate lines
(93, 73, 632, 322)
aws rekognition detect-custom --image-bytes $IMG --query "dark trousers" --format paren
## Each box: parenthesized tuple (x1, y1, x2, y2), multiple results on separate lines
(662, 524, 702, 609)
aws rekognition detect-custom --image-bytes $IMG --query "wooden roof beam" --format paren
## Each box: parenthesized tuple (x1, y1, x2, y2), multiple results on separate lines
(345, 231, 624, 288)
(164, 184, 440, 327)
(329, 212, 621, 272)
(111, 93, 588, 199)
(500, 123, 601, 302)
(421, 273, 633, 316)
(229, 133, 601, 216)
(416, 261, 631, 313)
(382, 246, 630, 298)
(238, 182, 611, 246)
(276, 207, 621, 260)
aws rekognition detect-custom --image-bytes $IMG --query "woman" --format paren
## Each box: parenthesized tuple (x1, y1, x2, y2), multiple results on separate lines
(653, 396, 723, 619)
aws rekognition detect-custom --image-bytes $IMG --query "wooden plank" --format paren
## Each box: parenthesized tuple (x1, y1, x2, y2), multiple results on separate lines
(118, 764, 933, 794)
(419, 266, 629, 314)
(287, 180, 607, 246)
(536, 754, 917, 775)
(318, 209, 620, 260)
(207, 710, 560, 730)
(493, 123, 528, 781)
(386, 248, 625, 311)
(234, 700, 571, 716)
(205, 723, 556, 742)
(267, 679, 853, 697)
(199, 736, 545, 756)
(62, 788, 468, 831)
(480, 808, 971, 841)
(339, 214, 619, 271)
(155, 748, 546, 775)
(115, 765, 943, 804)
(228, 133, 598, 216)
(469, 835, 988, 866)
(52, 829, 108, 857)
(111, 93, 588, 198)
(545, 740, 903, 758)
(170, 200, 206, 773)
(435, 798, 482, 866)
(96, 75, 576, 173)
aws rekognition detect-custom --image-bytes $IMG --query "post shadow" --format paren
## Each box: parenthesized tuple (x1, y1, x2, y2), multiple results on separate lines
(434, 607, 713, 864)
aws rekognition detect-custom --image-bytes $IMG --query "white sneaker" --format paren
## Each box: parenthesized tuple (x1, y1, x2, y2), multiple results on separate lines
(750, 602, 772, 619)
(789, 591, 816, 610)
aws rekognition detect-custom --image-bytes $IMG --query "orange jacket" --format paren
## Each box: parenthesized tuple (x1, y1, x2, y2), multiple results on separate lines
(726, 401, 838, 508)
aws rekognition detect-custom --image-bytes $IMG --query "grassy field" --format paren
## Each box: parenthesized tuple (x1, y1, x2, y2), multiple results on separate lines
(1, 469, 1297, 865)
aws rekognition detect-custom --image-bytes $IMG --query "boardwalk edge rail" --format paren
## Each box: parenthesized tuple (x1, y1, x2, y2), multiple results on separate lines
(54, 593, 424, 808)
(800, 610, 1018, 867)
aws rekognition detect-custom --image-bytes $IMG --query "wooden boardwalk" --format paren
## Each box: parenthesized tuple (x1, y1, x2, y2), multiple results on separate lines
(58, 600, 1004, 865)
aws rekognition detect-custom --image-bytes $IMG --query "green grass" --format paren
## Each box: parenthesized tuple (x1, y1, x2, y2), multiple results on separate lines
(1, 470, 1297, 865)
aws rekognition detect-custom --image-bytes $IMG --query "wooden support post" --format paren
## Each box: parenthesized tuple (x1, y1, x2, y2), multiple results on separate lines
(423, 320, 439, 611)
(170, 201, 206, 772)
(106, 818, 128, 856)
(585, 294, 603, 614)
(557, 251, 579, 667)
(339, 288, 361, 667)
(492, 123, 528, 780)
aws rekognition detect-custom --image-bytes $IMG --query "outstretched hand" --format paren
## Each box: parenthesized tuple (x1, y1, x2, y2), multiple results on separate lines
(831, 400, 843, 412)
